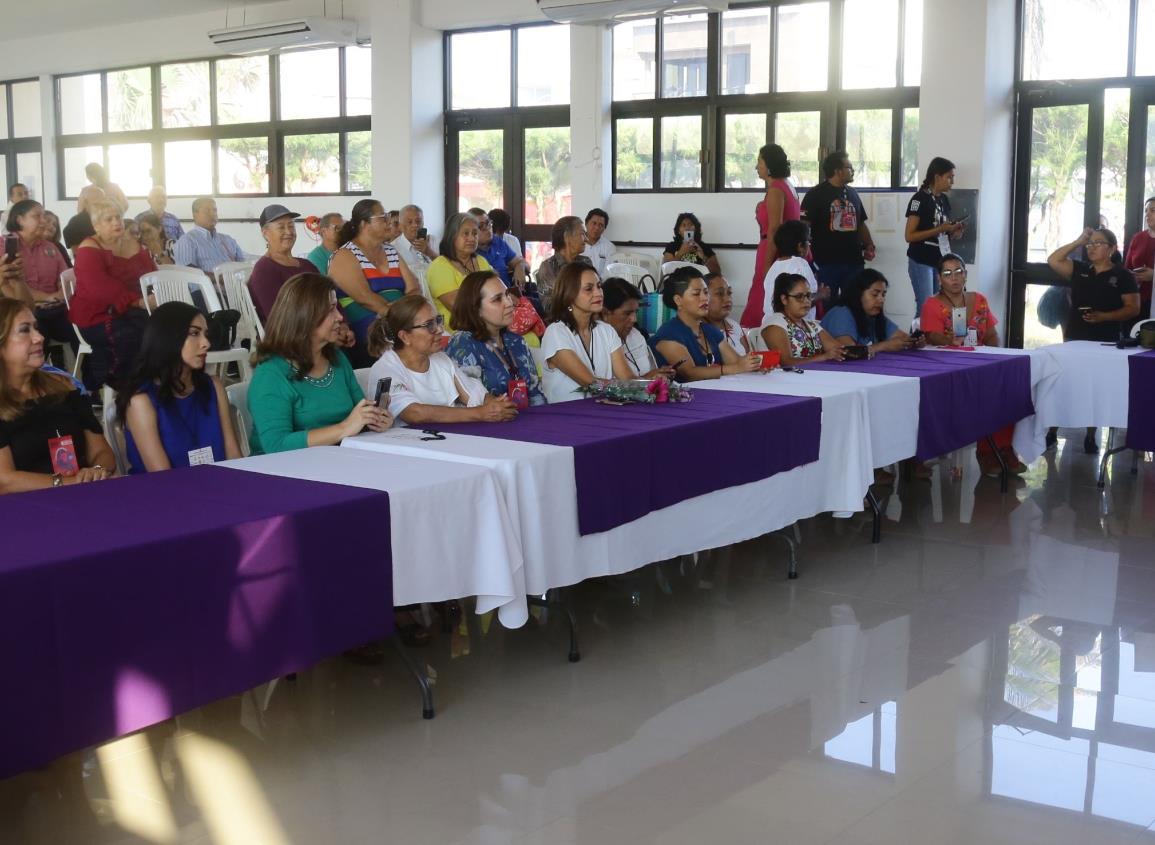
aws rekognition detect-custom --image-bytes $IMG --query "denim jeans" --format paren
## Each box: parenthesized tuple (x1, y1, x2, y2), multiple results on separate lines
(814, 262, 864, 305)
(908, 258, 937, 316)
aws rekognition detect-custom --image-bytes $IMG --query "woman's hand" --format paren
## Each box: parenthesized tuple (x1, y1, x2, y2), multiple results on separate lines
(642, 366, 677, 380)
(676, 240, 699, 260)
(65, 466, 112, 484)
(475, 394, 518, 422)
(1082, 309, 1101, 323)
(819, 345, 847, 363)
(342, 399, 391, 437)
(725, 353, 762, 375)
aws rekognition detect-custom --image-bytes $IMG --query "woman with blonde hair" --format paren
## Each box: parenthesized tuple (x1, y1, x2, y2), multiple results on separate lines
(247, 273, 391, 454)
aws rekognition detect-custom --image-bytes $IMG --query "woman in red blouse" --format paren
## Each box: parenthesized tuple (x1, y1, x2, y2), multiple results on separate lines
(69, 201, 156, 389)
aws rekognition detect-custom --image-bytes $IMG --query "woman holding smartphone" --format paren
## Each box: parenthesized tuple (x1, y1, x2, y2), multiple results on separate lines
(905, 157, 965, 314)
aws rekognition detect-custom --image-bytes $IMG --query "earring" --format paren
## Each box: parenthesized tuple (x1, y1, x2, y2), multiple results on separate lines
(568, 305, 573, 312)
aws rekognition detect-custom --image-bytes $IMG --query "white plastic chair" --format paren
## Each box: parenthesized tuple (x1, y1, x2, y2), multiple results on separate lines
(58, 269, 94, 380)
(100, 400, 130, 476)
(747, 327, 768, 352)
(226, 381, 252, 458)
(215, 262, 264, 345)
(609, 251, 660, 278)
(141, 266, 224, 314)
(661, 260, 702, 278)
(603, 262, 655, 289)
(354, 367, 372, 398)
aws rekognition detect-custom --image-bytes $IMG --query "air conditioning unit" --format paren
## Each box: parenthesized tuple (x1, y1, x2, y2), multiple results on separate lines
(537, 0, 728, 24)
(208, 17, 358, 55)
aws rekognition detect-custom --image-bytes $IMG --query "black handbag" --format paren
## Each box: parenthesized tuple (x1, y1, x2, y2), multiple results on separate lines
(205, 309, 241, 351)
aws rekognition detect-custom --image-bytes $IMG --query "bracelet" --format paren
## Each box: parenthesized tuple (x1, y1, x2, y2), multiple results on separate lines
(51, 473, 63, 488)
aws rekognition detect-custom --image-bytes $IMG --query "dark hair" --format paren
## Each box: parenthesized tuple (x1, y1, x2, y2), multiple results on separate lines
(116, 302, 212, 424)
(337, 198, 382, 244)
(439, 212, 477, 260)
(672, 212, 705, 244)
(42, 210, 62, 242)
(136, 211, 164, 234)
(5, 199, 41, 233)
(661, 264, 706, 310)
(703, 272, 723, 286)
(450, 270, 504, 341)
(7, 182, 26, 200)
(822, 150, 849, 179)
(936, 252, 967, 274)
(920, 157, 956, 192)
(773, 219, 810, 258)
(771, 272, 810, 314)
(367, 293, 438, 357)
(1145, 196, 1155, 207)
(585, 208, 609, 226)
(85, 162, 107, 185)
(466, 206, 487, 218)
(602, 276, 642, 312)
(488, 208, 511, 233)
(837, 268, 890, 341)
(1094, 227, 1119, 249)
(551, 216, 583, 250)
(62, 212, 95, 250)
(758, 144, 790, 179)
(548, 262, 602, 330)
(252, 273, 341, 377)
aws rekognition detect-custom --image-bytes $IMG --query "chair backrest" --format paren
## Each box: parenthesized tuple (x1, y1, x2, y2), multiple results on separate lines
(213, 261, 255, 289)
(101, 400, 129, 476)
(747, 327, 768, 352)
(603, 262, 654, 290)
(609, 251, 660, 278)
(59, 268, 77, 303)
(660, 260, 702, 279)
(225, 381, 252, 458)
(354, 367, 372, 398)
(216, 263, 264, 344)
(142, 266, 224, 314)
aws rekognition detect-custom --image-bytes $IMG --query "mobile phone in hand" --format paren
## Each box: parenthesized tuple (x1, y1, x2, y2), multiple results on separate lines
(416, 227, 428, 241)
(373, 377, 392, 409)
(4, 234, 18, 262)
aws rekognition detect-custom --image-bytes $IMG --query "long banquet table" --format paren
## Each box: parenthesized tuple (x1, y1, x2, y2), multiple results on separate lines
(1126, 349, 1155, 452)
(0, 465, 394, 781)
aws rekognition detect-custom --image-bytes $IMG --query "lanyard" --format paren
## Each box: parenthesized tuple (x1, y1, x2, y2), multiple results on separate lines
(488, 334, 520, 378)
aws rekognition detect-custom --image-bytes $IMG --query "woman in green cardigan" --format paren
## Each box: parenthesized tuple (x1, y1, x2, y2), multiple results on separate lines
(248, 273, 391, 454)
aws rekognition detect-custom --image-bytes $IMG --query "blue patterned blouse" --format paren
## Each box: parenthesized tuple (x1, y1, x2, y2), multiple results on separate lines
(446, 329, 547, 406)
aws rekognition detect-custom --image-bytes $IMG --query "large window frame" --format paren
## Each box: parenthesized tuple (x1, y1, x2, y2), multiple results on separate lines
(611, 0, 921, 194)
(54, 48, 371, 200)
(0, 78, 44, 198)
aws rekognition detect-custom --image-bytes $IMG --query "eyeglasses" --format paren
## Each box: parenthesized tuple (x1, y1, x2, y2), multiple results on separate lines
(940, 268, 968, 278)
(409, 315, 445, 332)
(476, 220, 492, 230)
(785, 292, 813, 301)
(1087, 240, 1111, 248)
(368, 214, 389, 221)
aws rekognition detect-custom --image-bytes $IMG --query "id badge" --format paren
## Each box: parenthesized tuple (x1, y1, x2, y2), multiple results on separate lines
(951, 306, 968, 338)
(507, 378, 529, 410)
(830, 199, 858, 232)
(937, 232, 952, 256)
(187, 446, 215, 466)
(48, 434, 79, 477)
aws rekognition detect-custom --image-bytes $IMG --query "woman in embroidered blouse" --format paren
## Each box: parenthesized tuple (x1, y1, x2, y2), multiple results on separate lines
(704, 273, 750, 356)
(446, 270, 545, 406)
(117, 301, 241, 472)
(247, 274, 391, 454)
(327, 199, 421, 343)
(760, 272, 846, 365)
(650, 266, 761, 382)
(426, 213, 494, 329)
(919, 253, 999, 347)
(368, 293, 517, 424)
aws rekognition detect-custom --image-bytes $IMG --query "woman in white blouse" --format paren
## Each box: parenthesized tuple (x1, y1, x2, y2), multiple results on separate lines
(541, 264, 635, 403)
(760, 272, 845, 366)
(600, 277, 675, 379)
(704, 273, 750, 357)
(762, 219, 822, 325)
(367, 294, 518, 425)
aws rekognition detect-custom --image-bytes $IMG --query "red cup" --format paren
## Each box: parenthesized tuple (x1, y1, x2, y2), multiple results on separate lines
(757, 349, 780, 370)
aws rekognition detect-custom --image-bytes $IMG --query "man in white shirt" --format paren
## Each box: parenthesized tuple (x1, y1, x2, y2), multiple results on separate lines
(582, 208, 616, 277)
(392, 204, 437, 273)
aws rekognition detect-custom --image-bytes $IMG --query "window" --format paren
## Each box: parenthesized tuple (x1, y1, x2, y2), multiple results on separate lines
(450, 30, 512, 110)
(55, 48, 370, 198)
(517, 25, 570, 107)
(0, 80, 44, 199)
(611, 2, 919, 192)
(1021, 0, 1131, 81)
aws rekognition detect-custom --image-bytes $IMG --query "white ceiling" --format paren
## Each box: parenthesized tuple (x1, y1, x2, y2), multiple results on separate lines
(0, 0, 286, 40)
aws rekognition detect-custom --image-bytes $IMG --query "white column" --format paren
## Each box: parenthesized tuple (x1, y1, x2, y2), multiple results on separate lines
(569, 23, 613, 221)
(917, 0, 1017, 321)
(370, 0, 445, 227)
(39, 73, 59, 207)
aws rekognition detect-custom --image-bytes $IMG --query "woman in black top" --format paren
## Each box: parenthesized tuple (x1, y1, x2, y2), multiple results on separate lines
(1045, 226, 1140, 453)
(905, 157, 965, 314)
(0, 298, 116, 492)
(662, 212, 722, 275)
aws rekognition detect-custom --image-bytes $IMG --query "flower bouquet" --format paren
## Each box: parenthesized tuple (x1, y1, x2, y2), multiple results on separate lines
(581, 378, 693, 404)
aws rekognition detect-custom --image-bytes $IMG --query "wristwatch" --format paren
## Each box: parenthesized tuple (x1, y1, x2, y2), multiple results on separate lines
(51, 473, 63, 487)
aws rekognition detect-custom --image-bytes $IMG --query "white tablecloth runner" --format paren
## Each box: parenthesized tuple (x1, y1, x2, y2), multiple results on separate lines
(1028, 340, 1144, 432)
(222, 447, 529, 628)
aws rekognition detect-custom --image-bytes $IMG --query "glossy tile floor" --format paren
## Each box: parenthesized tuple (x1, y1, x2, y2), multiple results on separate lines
(3, 430, 1155, 845)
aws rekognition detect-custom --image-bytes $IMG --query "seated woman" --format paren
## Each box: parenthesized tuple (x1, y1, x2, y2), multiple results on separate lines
(136, 212, 175, 266)
(248, 273, 391, 454)
(704, 273, 750, 356)
(919, 254, 1026, 474)
(821, 269, 918, 354)
(445, 270, 545, 406)
(368, 293, 516, 424)
(650, 266, 761, 382)
(761, 272, 846, 365)
(327, 198, 420, 345)
(662, 212, 722, 275)
(42, 210, 72, 269)
(248, 205, 319, 322)
(533, 216, 591, 311)
(541, 263, 635, 403)
(117, 302, 242, 473)
(68, 201, 157, 389)
(8, 199, 74, 352)
(0, 298, 116, 492)
(762, 220, 822, 324)
(427, 213, 494, 329)
(601, 277, 673, 379)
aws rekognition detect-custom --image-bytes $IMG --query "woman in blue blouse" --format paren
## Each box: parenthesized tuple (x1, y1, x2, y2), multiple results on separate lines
(117, 302, 243, 472)
(650, 265, 761, 382)
(447, 270, 546, 405)
(820, 269, 919, 353)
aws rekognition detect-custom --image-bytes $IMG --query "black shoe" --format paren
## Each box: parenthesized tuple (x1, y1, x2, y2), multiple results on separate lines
(1084, 434, 1098, 455)
(1045, 430, 1058, 451)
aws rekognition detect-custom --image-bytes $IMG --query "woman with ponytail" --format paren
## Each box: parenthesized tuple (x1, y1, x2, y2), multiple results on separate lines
(904, 157, 965, 313)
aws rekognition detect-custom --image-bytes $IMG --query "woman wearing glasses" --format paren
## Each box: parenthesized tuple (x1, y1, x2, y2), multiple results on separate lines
(650, 265, 761, 382)
(919, 254, 999, 347)
(248, 274, 391, 455)
(367, 294, 516, 425)
(760, 272, 846, 366)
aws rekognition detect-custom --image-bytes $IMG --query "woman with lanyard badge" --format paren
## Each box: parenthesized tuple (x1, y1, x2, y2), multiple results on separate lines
(447, 270, 546, 406)
(600, 277, 676, 379)
(905, 157, 966, 314)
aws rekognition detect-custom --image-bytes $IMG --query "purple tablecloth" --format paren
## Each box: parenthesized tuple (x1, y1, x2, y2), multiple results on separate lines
(431, 389, 821, 535)
(0, 465, 392, 781)
(802, 350, 1034, 460)
(1126, 350, 1155, 451)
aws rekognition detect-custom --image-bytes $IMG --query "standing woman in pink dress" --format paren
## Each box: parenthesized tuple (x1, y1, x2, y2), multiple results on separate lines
(739, 144, 801, 328)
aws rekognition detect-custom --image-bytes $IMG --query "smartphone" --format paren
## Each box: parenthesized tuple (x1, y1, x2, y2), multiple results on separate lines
(682, 232, 693, 243)
(416, 227, 428, 240)
(951, 306, 968, 338)
(671, 357, 690, 368)
(952, 214, 970, 225)
(4, 234, 17, 262)
(843, 345, 870, 361)
(373, 377, 392, 409)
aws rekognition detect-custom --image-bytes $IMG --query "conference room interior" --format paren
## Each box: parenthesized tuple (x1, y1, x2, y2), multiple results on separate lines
(3, 0, 1155, 843)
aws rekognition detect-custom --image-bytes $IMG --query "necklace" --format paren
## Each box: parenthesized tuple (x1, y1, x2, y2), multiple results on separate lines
(940, 290, 965, 308)
(302, 364, 334, 387)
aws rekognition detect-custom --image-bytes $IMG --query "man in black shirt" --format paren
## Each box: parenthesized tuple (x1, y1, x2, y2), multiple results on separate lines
(800, 151, 876, 303)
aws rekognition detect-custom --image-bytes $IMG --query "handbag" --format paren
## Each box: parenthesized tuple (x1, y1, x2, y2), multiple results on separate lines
(636, 273, 667, 335)
(205, 309, 241, 351)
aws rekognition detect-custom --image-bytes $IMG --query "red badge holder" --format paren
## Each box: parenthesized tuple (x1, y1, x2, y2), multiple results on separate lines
(507, 378, 529, 410)
(48, 433, 80, 477)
